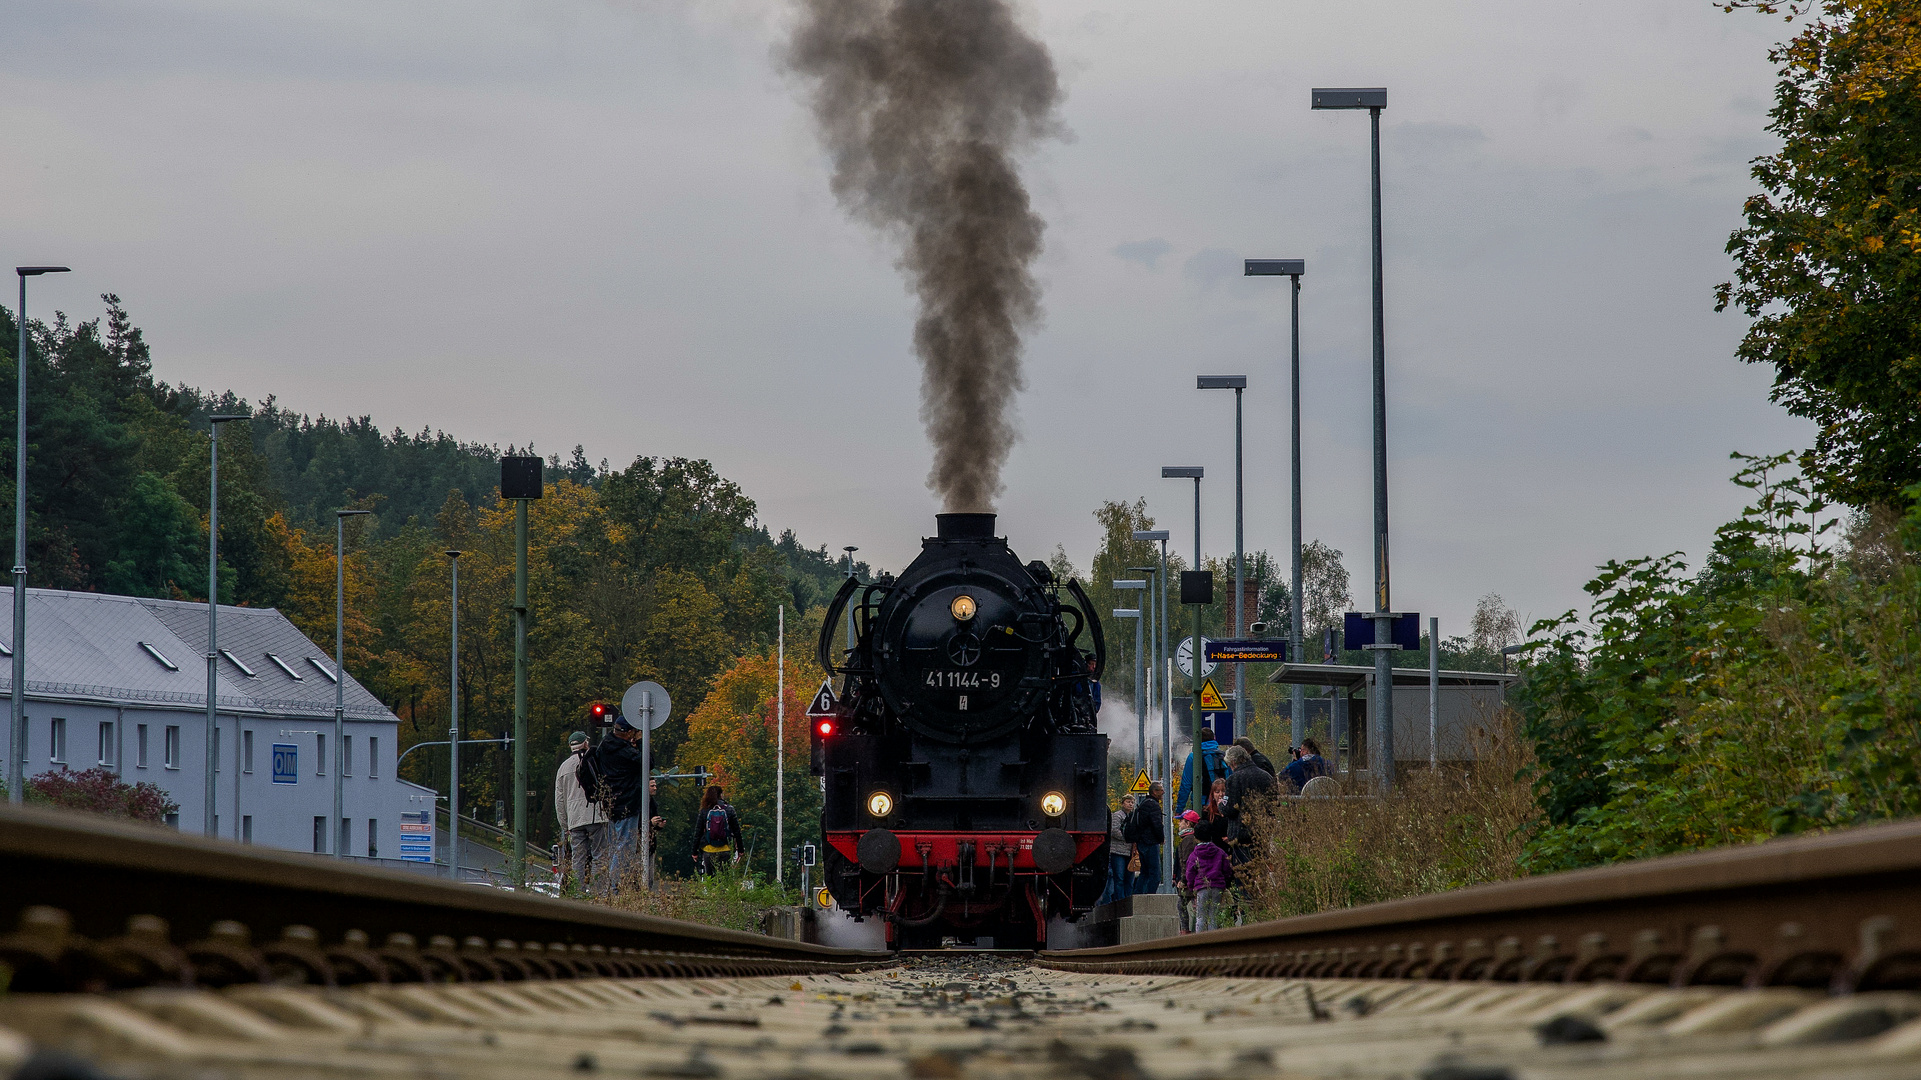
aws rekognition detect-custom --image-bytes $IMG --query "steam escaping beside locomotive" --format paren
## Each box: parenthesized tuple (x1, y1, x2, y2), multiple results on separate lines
(813, 513, 1110, 949)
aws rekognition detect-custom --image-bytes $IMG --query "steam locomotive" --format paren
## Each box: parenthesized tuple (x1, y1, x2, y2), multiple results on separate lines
(812, 512, 1109, 949)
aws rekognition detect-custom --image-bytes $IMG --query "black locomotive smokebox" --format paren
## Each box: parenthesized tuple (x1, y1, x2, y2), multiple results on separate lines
(935, 513, 996, 539)
(857, 828, 902, 873)
(1031, 828, 1078, 874)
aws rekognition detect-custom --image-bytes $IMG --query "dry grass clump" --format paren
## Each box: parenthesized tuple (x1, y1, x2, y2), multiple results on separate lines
(1236, 706, 1536, 921)
(590, 865, 793, 933)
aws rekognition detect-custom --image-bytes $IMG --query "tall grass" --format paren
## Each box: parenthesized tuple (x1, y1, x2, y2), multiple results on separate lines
(1236, 708, 1536, 920)
(594, 865, 798, 933)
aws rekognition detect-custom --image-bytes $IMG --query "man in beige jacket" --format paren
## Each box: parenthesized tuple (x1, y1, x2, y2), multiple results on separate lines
(554, 731, 609, 893)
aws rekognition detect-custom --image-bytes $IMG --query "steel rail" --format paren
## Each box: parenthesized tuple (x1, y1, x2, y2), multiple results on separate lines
(1040, 817, 1921, 991)
(0, 804, 890, 990)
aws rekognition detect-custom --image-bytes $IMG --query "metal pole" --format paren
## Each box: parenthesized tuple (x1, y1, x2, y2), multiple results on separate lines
(1157, 536, 1172, 894)
(10, 276, 25, 805)
(334, 514, 346, 856)
(1233, 387, 1245, 741)
(205, 425, 221, 838)
(1134, 605, 1145, 771)
(640, 690, 653, 891)
(513, 497, 529, 876)
(1429, 616, 1440, 770)
(1190, 477, 1203, 814)
(447, 551, 461, 879)
(776, 604, 785, 885)
(843, 547, 858, 650)
(1368, 103, 1395, 791)
(1290, 272, 1306, 749)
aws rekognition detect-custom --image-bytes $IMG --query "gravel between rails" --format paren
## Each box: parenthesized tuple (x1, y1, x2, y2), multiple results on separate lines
(1, 965, 1919, 1080)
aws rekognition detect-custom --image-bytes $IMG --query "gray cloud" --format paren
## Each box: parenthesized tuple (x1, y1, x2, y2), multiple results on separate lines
(1180, 247, 1241, 289)
(1112, 237, 1172, 270)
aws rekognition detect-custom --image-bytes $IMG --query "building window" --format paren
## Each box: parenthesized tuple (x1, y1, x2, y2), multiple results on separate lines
(369, 736, 379, 778)
(367, 818, 378, 858)
(138, 641, 179, 671)
(266, 652, 303, 680)
(316, 733, 327, 776)
(344, 735, 353, 777)
(164, 726, 181, 769)
(49, 718, 66, 764)
(339, 818, 352, 857)
(307, 657, 338, 683)
(313, 816, 327, 853)
(97, 721, 114, 767)
(218, 649, 257, 678)
(243, 730, 254, 774)
(165, 811, 180, 829)
(137, 724, 148, 768)
(242, 815, 252, 843)
(213, 728, 220, 774)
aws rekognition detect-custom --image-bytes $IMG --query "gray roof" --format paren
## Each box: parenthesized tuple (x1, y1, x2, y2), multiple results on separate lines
(0, 588, 396, 721)
(1266, 662, 1519, 691)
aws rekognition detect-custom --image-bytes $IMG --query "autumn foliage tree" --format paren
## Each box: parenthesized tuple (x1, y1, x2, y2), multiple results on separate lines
(1719, 0, 1921, 506)
(674, 652, 822, 880)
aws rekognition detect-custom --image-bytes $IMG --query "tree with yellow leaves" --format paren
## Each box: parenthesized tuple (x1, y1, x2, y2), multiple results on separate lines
(674, 651, 821, 880)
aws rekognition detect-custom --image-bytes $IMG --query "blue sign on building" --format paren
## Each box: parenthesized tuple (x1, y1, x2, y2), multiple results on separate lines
(271, 743, 299, 785)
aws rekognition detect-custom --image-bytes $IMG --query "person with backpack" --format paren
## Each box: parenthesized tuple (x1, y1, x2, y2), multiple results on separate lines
(554, 731, 608, 894)
(1100, 794, 1136, 906)
(1232, 737, 1278, 779)
(589, 715, 647, 889)
(1175, 727, 1227, 815)
(1282, 737, 1332, 793)
(1184, 818, 1234, 932)
(692, 785, 743, 876)
(1127, 781, 1166, 896)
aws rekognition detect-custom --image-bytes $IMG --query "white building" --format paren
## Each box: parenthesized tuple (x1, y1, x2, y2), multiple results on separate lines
(0, 587, 436, 862)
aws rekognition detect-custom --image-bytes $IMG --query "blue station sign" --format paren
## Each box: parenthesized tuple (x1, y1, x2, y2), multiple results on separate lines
(1204, 639, 1290, 663)
(271, 743, 299, 785)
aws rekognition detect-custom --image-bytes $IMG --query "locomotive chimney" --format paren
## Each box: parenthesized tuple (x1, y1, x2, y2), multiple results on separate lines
(936, 513, 997, 540)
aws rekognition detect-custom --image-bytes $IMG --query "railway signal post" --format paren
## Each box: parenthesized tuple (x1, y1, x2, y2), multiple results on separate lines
(501, 456, 543, 879)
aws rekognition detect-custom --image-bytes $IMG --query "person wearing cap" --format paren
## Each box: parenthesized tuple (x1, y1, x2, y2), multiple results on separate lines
(1173, 810, 1202, 931)
(554, 731, 609, 894)
(593, 713, 649, 890)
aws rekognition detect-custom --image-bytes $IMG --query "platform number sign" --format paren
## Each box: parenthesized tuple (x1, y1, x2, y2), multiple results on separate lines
(271, 743, 299, 785)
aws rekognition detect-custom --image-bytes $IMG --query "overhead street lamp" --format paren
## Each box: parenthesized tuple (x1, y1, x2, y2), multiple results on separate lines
(1314, 85, 1397, 788)
(1126, 564, 1161, 735)
(1197, 376, 1248, 738)
(1160, 466, 1204, 811)
(1131, 529, 1172, 895)
(1111, 579, 1146, 769)
(334, 509, 373, 857)
(445, 549, 463, 879)
(11, 265, 69, 805)
(1245, 259, 1308, 746)
(206, 414, 250, 837)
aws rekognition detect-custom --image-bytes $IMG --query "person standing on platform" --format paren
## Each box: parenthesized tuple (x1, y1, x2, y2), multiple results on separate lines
(1176, 727, 1226, 813)
(593, 715, 647, 889)
(554, 731, 608, 894)
(1283, 738, 1331, 793)
(1101, 794, 1136, 905)
(1184, 819, 1233, 932)
(1233, 736, 1278, 779)
(1129, 782, 1166, 895)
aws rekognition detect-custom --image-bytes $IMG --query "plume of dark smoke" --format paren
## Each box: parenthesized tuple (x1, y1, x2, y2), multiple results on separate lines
(786, 0, 1063, 513)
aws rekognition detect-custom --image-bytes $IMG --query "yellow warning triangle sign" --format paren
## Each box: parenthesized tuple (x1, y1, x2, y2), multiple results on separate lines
(1130, 770, 1152, 794)
(1198, 679, 1226, 710)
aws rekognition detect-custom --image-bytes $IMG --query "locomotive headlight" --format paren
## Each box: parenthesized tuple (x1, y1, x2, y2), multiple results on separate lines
(867, 791, 894, 817)
(950, 594, 977, 621)
(1040, 791, 1067, 817)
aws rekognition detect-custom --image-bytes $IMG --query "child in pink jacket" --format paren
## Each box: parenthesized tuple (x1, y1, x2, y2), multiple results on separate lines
(1183, 822, 1233, 932)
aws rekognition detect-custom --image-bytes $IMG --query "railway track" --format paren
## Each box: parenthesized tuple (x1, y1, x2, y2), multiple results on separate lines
(1, 807, 1920, 1078)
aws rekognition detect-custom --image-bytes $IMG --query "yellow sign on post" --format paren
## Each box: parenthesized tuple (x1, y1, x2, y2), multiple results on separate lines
(1130, 770, 1152, 794)
(1198, 679, 1226, 711)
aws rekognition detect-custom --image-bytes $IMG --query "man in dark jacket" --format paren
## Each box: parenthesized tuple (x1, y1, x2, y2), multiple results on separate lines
(1129, 782, 1166, 895)
(1233, 737, 1278, 779)
(1221, 744, 1278, 864)
(1282, 738, 1331, 793)
(593, 716, 647, 888)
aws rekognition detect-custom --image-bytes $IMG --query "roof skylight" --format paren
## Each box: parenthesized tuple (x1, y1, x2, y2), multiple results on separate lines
(307, 657, 339, 683)
(265, 652, 303, 680)
(138, 642, 179, 672)
(219, 649, 257, 678)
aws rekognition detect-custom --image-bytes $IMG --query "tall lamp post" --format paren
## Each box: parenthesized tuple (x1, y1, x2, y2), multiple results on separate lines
(1245, 259, 1307, 746)
(333, 508, 373, 856)
(205, 414, 250, 837)
(11, 265, 68, 805)
(843, 546, 859, 650)
(445, 549, 463, 879)
(1131, 529, 1172, 894)
(1313, 86, 1396, 788)
(1197, 376, 1247, 737)
(1160, 467, 1204, 811)
(500, 455, 543, 879)
(1110, 586, 1145, 768)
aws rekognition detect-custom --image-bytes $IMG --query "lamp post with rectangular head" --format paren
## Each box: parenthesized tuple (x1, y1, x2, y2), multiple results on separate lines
(205, 414, 250, 837)
(1111, 581, 1146, 768)
(1161, 466, 1204, 811)
(500, 456, 543, 878)
(1245, 259, 1308, 746)
(1314, 86, 1395, 787)
(1131, 529, 1172, 892)
(445, 550, 463, 878)
(11, 266, 69, 805)
(333, 509, 373, 856)
(1198, 376, 1248, 738)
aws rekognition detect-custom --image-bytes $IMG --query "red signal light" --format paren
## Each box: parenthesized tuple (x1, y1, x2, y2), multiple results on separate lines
(590, 702, 608, 723)
(817, 720, 834, 737)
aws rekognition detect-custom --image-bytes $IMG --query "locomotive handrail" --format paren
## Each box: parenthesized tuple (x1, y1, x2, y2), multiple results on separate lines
(817, 575, 861, 674)
(1065, 578, 1106, 681)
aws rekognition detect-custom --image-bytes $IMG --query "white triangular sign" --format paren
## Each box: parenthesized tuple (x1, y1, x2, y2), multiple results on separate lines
(806, 680, 838, 717)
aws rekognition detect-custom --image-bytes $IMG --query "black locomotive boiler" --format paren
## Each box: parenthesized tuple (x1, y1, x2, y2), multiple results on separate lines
(813, 512, 1110, 949)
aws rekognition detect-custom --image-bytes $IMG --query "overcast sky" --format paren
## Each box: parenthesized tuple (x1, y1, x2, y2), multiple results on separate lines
(4, 0, 1811, 638)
